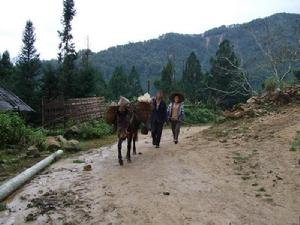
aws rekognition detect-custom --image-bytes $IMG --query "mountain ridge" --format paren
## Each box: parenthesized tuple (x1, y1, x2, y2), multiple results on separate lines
(85, 12, 300, 88)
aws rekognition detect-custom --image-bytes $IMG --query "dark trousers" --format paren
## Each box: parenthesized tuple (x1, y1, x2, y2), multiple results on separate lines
(171, 120, 181, 141)
(151, 121, 164, 146)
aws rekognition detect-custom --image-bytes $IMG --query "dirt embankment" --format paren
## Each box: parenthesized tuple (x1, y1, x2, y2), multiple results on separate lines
(1, 104, 300, 225)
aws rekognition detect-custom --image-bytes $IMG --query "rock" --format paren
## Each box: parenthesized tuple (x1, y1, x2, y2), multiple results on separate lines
(63, 139, 81, 152)
(56, 135, 68, 145)
(64, 125, 80, 139)
(83, 164, 92, 171)
(219, 139, 227, 143)
(26, 146, 41, 158)
(45, 136, 61, 152)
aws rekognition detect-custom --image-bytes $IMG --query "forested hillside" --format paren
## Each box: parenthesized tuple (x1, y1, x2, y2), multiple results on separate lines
(88, 13, 300, 89)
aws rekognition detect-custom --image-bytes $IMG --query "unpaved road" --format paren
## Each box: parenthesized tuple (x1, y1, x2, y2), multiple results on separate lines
(1, 108, 300, 225)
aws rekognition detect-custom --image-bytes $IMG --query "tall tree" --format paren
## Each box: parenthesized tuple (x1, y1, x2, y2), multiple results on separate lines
(209, 39, 250, 108)
(77, 66, 96, 97)
(109, 66, 128, 100)
(0, 51, 14, 88)
(94, 70, 109, 98)
(41, 63, 60, 100)
(16, 20, 41, 109)
(58, 0, 77, 98)
(127, 66, 143, 98)
(154, 60, 176, 97)
(181, 52, 203, 103)
(294, 69, 300, 83)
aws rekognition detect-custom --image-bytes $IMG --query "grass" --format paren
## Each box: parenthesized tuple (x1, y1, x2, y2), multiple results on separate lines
(72, 159, 85, 164)
(0, 134, 116, 184)
(0, 150, 46, 183)
(0, 203, 7, 211)
(79, 135, 115, 151)
(290, 133, 300, 151)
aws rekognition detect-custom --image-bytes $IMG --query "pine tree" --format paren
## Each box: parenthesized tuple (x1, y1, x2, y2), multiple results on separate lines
(94, 70, 109, 98)
(294, 69, 300, 83)
(127, 66, 143, 98)
(155, 60, 176, 97)
(58, 0, 77, 98)
(41, 64, 60, 100)
(77, 66, 96, 97)
(109, 66, 128, 100)
(16, 20, 41, 109)
(182, 52, 203, 103)
(0, 51, 14, 88)
(210, 39, 249, 108)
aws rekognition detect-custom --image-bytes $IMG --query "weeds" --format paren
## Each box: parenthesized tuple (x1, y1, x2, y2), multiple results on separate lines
(0, 203, 7, 211)
(290, 131, 300, 151)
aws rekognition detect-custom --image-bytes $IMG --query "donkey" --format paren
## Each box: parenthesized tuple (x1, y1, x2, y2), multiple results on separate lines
(115, 102, 151, 166)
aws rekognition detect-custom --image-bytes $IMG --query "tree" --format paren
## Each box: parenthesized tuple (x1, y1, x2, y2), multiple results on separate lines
(0, 51, 14, 88)
(41, 64, 60, 100)
(247, 18, 300, 87)
(209, 40, 250, 108)
(181, 52, 203, 103)
(77, 66, 96, 97)
(15, 20, 41, 110)
(109, 66, 129, 100)
(127, 66, 143, 98)
(94, 70, 109, 98)
(155, 60, 176, 97)
(293, 69, 300, 83)
(58, 0, 77, 98)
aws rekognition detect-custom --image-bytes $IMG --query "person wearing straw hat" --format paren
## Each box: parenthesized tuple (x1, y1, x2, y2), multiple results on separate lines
(167, 93, 185, 144)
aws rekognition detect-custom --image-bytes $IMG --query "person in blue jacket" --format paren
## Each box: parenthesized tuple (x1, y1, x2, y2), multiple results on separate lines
(150, 90, 167, 148)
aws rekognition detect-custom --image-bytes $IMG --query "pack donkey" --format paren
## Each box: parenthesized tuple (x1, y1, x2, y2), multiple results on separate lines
(107, 101, 152, 166)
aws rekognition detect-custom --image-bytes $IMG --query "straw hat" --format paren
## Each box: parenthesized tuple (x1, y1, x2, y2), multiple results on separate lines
(169, 92, 185, 103)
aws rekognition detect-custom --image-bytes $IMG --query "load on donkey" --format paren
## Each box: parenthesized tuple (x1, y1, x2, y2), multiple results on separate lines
(105, 94, 152, 166)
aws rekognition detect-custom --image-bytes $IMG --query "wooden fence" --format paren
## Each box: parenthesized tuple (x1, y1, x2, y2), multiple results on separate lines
(42, 97, 107, 127)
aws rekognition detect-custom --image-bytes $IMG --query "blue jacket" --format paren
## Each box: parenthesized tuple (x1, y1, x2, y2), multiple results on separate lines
(167, 102, 185, 121)
(150, 99, 167, 124)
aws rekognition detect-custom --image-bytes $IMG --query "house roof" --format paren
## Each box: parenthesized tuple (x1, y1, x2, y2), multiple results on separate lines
(0, 87, 34, 112)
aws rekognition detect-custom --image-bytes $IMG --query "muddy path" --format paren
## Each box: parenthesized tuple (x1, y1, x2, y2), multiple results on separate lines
(1, 111, 300, 225)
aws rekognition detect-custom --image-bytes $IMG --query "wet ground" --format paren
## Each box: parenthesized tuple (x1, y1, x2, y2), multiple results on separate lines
(0, 116, 300, 225)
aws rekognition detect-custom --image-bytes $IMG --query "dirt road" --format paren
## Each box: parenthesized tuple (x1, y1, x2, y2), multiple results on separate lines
(1, 108, 300, 225)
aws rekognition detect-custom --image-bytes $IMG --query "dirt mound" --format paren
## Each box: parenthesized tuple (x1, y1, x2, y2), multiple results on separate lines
(224, 85, 300, 119)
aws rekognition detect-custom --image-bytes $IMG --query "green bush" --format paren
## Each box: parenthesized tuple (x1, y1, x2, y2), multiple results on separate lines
(78, 120, 113, 140)
(0, 112, 46, 148)
(264, 76, 278, 92)
(184, 106, 218, 124)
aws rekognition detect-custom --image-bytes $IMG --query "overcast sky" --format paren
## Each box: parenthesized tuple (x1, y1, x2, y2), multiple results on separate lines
(0, 0, 299, 60)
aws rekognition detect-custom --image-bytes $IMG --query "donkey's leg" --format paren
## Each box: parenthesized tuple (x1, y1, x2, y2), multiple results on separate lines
(126, 134, 132, 163)
(133, 131, 137, 155)
(117, 138, 123, 166)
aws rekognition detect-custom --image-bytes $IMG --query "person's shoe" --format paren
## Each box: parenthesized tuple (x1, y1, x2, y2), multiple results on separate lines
(155, 145, 160, 148)
(174, 140, 178, 144)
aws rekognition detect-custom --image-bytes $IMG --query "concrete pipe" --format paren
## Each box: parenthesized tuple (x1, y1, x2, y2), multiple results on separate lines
(0, 150, 63, 202)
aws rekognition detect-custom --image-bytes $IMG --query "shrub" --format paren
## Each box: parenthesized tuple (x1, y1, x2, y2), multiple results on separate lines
(78, 120, 113, 140)
(0, 112, 46, 148)
(264, 76, 278, 92)
(184, 106, 218, 124)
